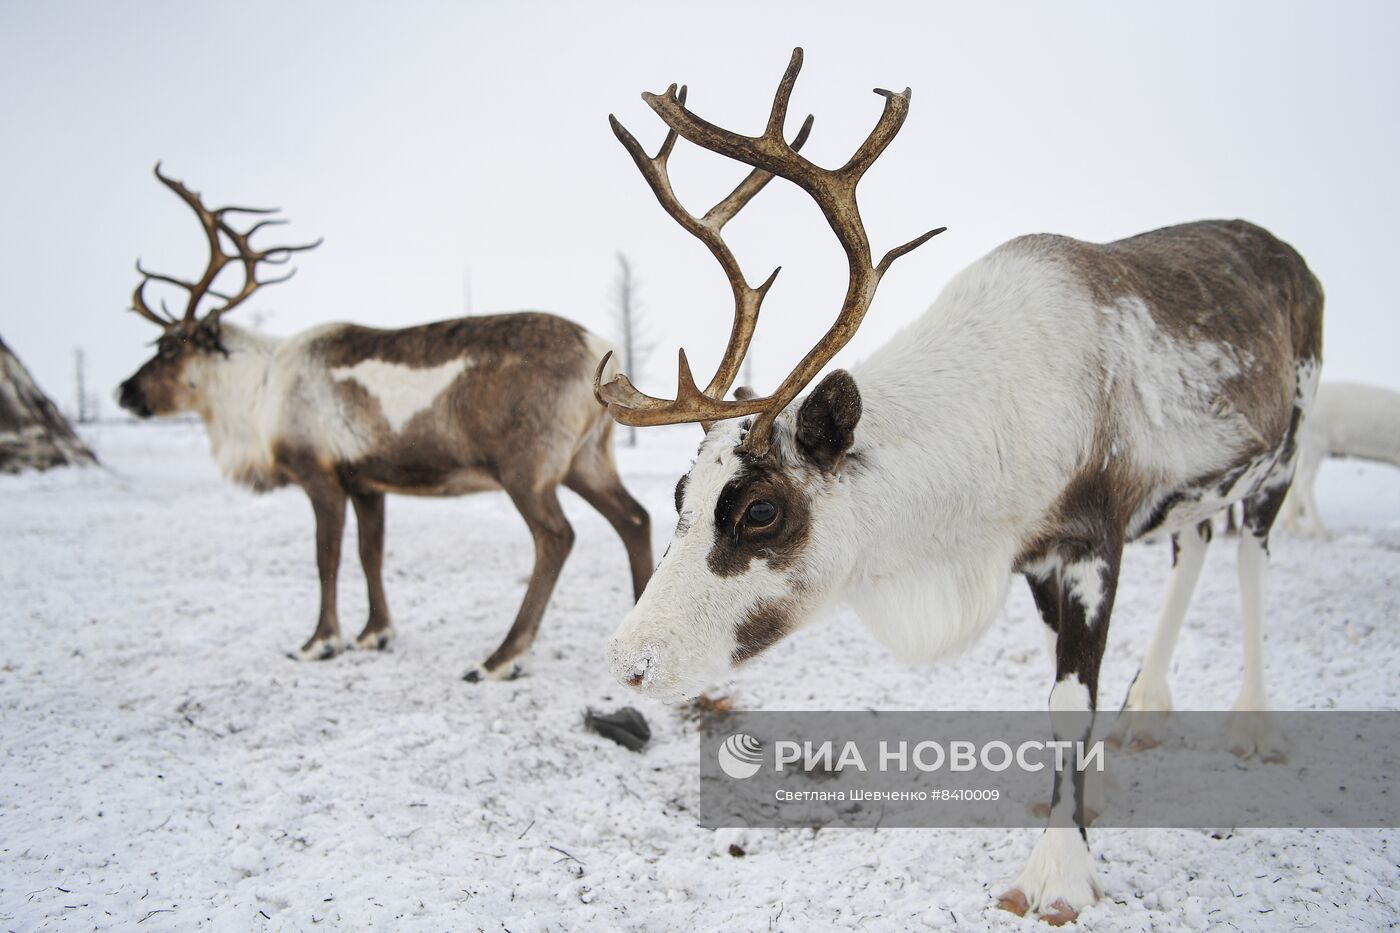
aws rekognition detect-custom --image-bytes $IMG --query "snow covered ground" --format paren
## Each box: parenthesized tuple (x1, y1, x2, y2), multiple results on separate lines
(3, 420, 1399, 932)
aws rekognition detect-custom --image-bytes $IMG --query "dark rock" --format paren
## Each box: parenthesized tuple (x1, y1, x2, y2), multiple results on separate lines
(585, 707, 651, 752)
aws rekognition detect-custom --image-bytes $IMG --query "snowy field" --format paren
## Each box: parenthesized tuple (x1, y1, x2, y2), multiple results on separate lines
(3, 420, 1399, 932)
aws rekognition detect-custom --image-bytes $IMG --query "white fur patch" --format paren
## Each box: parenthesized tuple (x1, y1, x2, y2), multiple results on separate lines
(1049, 674, 1095, 748)
(1050, 675, 1091, 714)
(1100, 296, 1242, 432)
(1061, 558, 1107, 623)
(848, 556, 1012, 664)
(331, 358, 469, 433)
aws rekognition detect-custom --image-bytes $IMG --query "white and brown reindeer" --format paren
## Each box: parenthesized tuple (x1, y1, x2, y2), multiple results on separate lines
(595, 50, 1322, 924)
(1279, 380, 1400, 537)
(117, 165, 653, 679)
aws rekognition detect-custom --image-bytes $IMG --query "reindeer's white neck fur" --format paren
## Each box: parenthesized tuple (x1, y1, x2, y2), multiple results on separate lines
(189, 324, 284, 488)
(800, 247, 1102, 662)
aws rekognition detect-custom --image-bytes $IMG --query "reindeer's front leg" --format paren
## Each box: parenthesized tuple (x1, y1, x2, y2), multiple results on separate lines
(296, 479, 348, 660)
(1001, 536, 1121, 926)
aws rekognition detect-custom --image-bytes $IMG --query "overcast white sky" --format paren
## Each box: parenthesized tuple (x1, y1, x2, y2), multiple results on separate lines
(3, 1, 1397, 415)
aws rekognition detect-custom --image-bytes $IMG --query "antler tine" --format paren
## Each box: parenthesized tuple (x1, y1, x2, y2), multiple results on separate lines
(214, 205, 281, 216)
(600, 90, 815, 429)
(765, 47, 804, 139)
(241, 217, 288, 239)
(655, 84, 686, 163)
(606, 47, 944, 453)
(130, 275, 176, 327)
(840, 87, 913, 184)
(134, 261, 196, 297)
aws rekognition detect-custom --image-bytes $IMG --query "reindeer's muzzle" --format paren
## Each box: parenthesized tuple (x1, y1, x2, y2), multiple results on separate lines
(607, 634, 706, 702)
(116, 379, 152, 418)
(607, 636, 666, 690)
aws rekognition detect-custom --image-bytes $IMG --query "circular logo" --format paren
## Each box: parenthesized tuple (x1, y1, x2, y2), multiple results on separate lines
(717, 733, 764, 779)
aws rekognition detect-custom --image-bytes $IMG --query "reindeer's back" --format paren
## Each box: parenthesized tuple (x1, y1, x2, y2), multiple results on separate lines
(280, 312, 609, 495)
(1014, 220, 1322, 452)
(1101, 220, 1321, 365)
(998, 221, 1323, 537)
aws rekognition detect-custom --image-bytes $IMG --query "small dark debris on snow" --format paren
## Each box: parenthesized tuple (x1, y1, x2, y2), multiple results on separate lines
(585, 707, 651, 751)
(681, 693, 735, 728)
(728, 843, 746, 857)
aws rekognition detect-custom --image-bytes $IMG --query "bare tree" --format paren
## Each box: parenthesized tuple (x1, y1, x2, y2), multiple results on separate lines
(611, 253, 652, 446)
(74, 347, 92, 423)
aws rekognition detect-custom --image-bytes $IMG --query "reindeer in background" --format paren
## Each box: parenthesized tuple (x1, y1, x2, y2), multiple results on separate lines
(1279, 380, 1400, 537)
(596, 50, 1321, 923)
(118, 165, 652, 680)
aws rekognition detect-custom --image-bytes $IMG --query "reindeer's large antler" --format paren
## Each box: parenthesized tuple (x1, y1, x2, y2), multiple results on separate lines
(130, 163, 321, 332)
(597, 48, 944, 454)
(603, 87, 813, 431)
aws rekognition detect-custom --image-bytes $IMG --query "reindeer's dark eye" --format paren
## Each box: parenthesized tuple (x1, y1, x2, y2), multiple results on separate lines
(743, 500, 778, 528)
(157, 337, 181, 359)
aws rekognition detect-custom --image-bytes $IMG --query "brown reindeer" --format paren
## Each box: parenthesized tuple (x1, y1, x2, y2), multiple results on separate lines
(117, 164, 652, 679)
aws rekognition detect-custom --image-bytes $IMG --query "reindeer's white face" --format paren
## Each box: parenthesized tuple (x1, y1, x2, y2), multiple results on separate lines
(607, 371, 863, 701)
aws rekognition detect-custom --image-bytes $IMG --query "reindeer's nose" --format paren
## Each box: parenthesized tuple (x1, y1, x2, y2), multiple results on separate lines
(117, 379, 151, 418)
(608, 638, 666, 692)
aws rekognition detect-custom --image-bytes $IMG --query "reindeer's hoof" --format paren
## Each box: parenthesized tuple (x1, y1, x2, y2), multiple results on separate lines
(1005, 828, 1100, 924)
(999, 887, 1083, 925)
(1112, 686, 1172, 752)
(1230, 742, 1288, 764)
(463, 661, 523, 683)
(290, 635, 344, 661)
(1106, 729, 1162, 752)
(997, 888, 1030, 916)
(1040, 899, 1080, 926)
(1226, 709, 1288, 763)
(1128, 732, 1161, 751)
(354, 626, 396, 652)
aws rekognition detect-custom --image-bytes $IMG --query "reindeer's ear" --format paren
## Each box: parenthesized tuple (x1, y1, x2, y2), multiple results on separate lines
(734, 386, 758, 401)
(796, 370, 861, 471)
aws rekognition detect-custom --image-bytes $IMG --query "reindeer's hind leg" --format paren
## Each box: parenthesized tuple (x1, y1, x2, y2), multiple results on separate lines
(1227, 485, 1289, 762)
(1113, 520, 1212, 750)
(296, 479, 348, 660)
(465, 483, 574, 683)
(564, 425, 653, 600)
(1292, 443, 1328, 538)
(350, 492, 395, 651)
